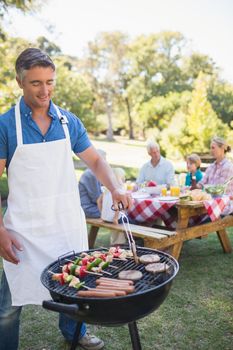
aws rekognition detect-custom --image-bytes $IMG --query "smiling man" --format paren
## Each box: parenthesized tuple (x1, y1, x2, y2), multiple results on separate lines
(0, 48, 132, 350)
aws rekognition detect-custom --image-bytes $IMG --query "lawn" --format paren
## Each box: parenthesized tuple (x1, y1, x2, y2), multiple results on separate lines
(0, 137, 232, 349)
(0, 230, 232, 350)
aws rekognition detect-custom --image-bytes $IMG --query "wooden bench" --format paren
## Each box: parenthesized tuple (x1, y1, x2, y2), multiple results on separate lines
(86, 217, 180, 257)
(86, 215, 233, 260)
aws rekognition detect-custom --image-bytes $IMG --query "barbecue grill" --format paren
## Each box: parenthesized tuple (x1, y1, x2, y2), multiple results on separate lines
(41, 246, 179, 350)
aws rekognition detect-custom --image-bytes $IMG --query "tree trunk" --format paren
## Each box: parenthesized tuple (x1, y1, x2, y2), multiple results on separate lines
(106, 100, 114, 141)
(125, 97, 134, 140)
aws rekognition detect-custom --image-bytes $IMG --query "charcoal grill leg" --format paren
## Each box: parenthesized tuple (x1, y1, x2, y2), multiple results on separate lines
(128, 322, 142, 350)
(70, 322, 82, 350)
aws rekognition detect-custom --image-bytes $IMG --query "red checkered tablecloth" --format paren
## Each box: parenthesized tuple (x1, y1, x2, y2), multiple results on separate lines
(127, 195, 231, 229)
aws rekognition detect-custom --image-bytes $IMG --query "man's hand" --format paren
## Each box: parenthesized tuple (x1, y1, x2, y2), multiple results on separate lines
(0, 226, 23, 264)
(112, 188, 133, 211)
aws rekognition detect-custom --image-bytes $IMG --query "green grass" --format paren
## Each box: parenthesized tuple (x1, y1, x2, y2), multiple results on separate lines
(1, 137, 232, 349)
(0, 171, 8, 200)
(0, 229, 232, 350)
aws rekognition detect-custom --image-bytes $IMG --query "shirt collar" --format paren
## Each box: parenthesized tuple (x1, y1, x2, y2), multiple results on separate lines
(149, 156, 164, 168)
(19, 96, 57, 120)
(214, 158, 227, 167)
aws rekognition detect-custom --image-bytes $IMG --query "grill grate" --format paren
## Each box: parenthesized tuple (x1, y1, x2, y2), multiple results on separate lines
(41, 246, 178, 300)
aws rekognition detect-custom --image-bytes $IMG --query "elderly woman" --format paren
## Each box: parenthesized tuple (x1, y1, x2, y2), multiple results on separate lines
(198, 136, 233, 214)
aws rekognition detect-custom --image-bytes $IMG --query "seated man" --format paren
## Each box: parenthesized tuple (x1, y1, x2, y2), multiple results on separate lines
(79, 149, 106, 218)
(137, 140, 175, 186)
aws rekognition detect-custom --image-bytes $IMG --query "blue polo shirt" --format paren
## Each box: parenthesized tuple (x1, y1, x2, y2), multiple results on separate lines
(0, 97, 92, 168)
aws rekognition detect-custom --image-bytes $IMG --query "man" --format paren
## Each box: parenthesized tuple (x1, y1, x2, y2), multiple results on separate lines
(0, 48, 132, 350)
(79, 149, 106, 219)
(137, 140, 175, 186)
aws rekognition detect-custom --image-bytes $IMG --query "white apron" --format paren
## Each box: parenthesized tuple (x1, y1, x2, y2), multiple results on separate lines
(3, 98, 88, 306)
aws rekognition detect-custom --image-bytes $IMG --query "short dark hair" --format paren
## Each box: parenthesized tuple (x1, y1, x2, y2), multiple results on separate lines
(15, 48, 55, 80)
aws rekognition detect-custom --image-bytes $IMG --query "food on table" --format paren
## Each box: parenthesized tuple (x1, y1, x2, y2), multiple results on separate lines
(190, 189, 211, 201)
(180, 189, 211, 202)
(145, 263, 170, 274)
(118, 270, 143, 281)
(139, 254, 160, 264)
(204, 184, 225, 195)
(147, 180, 157, 187)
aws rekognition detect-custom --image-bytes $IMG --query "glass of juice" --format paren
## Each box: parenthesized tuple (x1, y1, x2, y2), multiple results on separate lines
(170, 186, 180, 197)
(161, 184, 167, 196)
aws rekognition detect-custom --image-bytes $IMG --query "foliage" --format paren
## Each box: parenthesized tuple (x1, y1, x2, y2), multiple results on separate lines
(160, 73, 229, 158)
(53, 57, 96, 130)
(0, 24, 233, 156)
(208, 79, 233, 128)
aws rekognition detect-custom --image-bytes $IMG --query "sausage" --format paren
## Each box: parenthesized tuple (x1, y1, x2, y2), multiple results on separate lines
(91, 288, 126, 296)
(96, 280, 133, 287)
(77, 290, 116, 298)
(96, 284, 135, 294)
(96, 281, 132, 288)
(96, 277, 134, 285)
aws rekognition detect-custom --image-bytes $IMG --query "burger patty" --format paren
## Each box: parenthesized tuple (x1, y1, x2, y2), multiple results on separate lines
(139, 254, 160, 264)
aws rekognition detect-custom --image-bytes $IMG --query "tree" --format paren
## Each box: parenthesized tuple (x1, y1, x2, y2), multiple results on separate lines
(36, 36, 61, 57)
(208, 80, 233, 128)
(53, 57, 96, 130)
(160, 72, 229, 158)
(81, 31, 129, 140)
(0, 0, 43, 39)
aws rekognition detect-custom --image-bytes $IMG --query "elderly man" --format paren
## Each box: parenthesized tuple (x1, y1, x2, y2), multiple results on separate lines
(137, 140, 175, 186)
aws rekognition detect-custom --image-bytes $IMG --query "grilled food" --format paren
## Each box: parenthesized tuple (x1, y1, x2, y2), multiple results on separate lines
(139, 254, 160, 264)
(145, 263, 170, 274)
(118, 270, 143, 281)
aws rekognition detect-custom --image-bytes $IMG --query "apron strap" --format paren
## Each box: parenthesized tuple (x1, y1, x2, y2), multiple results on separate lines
(53, 105, 71, 142)
(15, 98, 23, 146)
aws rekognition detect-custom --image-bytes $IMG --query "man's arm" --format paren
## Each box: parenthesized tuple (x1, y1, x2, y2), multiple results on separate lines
(77, 146, 132, 210)
(0, 159, 22, 264)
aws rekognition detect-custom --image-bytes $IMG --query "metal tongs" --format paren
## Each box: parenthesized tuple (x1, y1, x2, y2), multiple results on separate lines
(111, 202, 139, 264)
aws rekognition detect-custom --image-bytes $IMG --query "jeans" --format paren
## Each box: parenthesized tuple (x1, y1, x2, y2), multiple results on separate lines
(0, 271, 86, 350)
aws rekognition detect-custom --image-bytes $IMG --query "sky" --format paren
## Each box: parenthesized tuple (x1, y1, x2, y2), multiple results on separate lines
(4, 0, 233, 83)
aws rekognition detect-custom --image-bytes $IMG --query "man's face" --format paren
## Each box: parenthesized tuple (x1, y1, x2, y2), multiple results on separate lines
(16, 66, 56, 110)
(148, 147, 160, 162)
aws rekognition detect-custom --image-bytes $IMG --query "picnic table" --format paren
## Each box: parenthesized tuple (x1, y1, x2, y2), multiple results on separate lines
(86, 193, 232, 260)
(127, 194, 232, 258)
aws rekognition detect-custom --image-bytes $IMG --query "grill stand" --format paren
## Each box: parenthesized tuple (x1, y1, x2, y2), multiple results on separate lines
(69, 321, 142, 350)
(128, 322, 142, 350)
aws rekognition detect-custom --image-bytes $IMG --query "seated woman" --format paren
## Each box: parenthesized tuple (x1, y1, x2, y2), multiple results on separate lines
(197, 136, 233, 214)
(185, 154, 203, 187)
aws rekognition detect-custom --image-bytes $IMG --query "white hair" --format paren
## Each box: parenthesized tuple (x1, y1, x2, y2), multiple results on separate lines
(146, 140, 160, 152)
